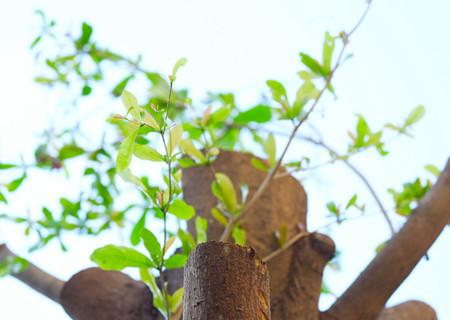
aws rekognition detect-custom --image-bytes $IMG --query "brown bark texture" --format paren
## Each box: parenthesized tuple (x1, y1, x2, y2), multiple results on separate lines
(0, 243, 64, 303)
(271, 233, 335, 320)
(322, 159, 450, 320)
(60, 267, 161, 320)
(377, 300, 437, 320)
(182, 150, 308, 303)
(183, 241, 270, 320)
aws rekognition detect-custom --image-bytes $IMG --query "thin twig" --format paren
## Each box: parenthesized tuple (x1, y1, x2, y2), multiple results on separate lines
(262, 231, 310, 262)
(303, 136, 395, 236)
(220, 39, 348, 242)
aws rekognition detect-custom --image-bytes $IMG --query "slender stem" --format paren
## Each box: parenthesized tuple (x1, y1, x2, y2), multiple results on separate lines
(220, 42, 347, 242)
(303, 137, 395, 236)
(158, 80, 175, 320)
(262, 231, 309, 262)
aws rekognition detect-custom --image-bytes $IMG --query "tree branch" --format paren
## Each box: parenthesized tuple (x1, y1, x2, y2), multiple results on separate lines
(377, 300, 437, 320)
(322, 158, 450, 320)
(0, 243, 64, 303)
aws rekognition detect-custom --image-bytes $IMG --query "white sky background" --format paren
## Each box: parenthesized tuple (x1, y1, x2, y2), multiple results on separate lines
(0, 0, 449, 318)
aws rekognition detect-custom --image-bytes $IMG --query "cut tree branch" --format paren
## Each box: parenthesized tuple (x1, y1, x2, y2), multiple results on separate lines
(322, 158, 450, 320)
(377, 300, 437, 320)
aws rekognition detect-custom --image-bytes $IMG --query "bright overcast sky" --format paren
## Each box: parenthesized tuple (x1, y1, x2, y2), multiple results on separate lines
(0, 0, 449, 318)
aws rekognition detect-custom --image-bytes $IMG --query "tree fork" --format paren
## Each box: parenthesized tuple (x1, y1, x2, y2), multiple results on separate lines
(183, 241, 270, 320)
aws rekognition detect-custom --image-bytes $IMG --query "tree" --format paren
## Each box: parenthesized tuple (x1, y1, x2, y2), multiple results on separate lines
(0, 2, 448, 319)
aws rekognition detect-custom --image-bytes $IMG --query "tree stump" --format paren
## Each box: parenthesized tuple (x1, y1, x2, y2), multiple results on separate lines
(183, 241, 270, 320)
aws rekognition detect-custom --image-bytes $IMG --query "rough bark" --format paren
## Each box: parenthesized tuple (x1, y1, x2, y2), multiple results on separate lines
(182, 150, 307, 303)
(60, 267, 161, 320)
(0, 243, 64, 303)
(377, 300, 437, 320)
(183, 241, 270, 320)
(271, 233, 335, 320)
(322, 158, 450, 320)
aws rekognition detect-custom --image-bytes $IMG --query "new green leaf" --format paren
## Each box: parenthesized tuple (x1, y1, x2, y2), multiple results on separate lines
(90, 245, 154, 270)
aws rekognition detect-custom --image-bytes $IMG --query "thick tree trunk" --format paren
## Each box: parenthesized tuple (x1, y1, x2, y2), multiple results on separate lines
(182, 150, 308, 306)
(183, 241, 270, 320)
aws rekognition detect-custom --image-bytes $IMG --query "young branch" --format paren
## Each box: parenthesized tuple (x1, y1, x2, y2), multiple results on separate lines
(322, 158, 450, 320)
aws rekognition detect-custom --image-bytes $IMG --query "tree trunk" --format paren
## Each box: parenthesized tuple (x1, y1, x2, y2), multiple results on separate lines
(183, 241, 270, 320)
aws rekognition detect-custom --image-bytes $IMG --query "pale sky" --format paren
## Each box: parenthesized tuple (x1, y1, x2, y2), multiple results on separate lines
(0, 0, 449, 318)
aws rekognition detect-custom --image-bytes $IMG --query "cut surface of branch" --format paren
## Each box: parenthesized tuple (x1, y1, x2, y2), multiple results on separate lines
(60, 267, 162, 320)
(183, 241, 270, 320)
(377, 300, 437, 320)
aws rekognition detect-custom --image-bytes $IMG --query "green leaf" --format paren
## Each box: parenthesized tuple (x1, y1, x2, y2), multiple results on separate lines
(6, 174, 26, 192)
(234, 105, 272, 124)
(58, 144, 84, 160)
(326, 201, 339, 216)
(112, 75, 134, 97)
(179, 139, 206, 162)
(250, 158, 269, 172)
(75, 22, 93, 49)
(275, 225, 288, 247)
(133, 144, 164, 162)
(118, 168, 145, 188)
(375, 240, 388, 254)
(177, 229, 196, 255)
(130, 211, 147, 245)
(211, 208, 228, 226)
(355, 115, 370, 147)
(264, 134, 276, 167)
(300, 53, 325, 77)
(168, 287, 184, 313)
(195, 216, 208, 244)
(212, 173, 238, 213)
(232, 226, 246, 246)
(121, 90, 141, 120)
(168, 124, 183, 156)
(168, 199, 195, 220)
(81, 85, 92, 96)
(0, 192, 6, 204)
(210, 106, 232, 124)
(169, 57, 187, 82)
(140, 268, 166, 317)
(164, 254, 187, 269)
(141, 228, 162, 265)
(0, 256, 29, 277)
(142, 110, 160, 130)
(0, 164, 16, 170)
(90, 245, 154, 270)
(266, 80, 289, 110)
(116, 125, 139, 172)
(345, 194, 358, 210)
(425, 164, 440, 178)
(404, 105, 425, 127)
(322, 32, 335, 74)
